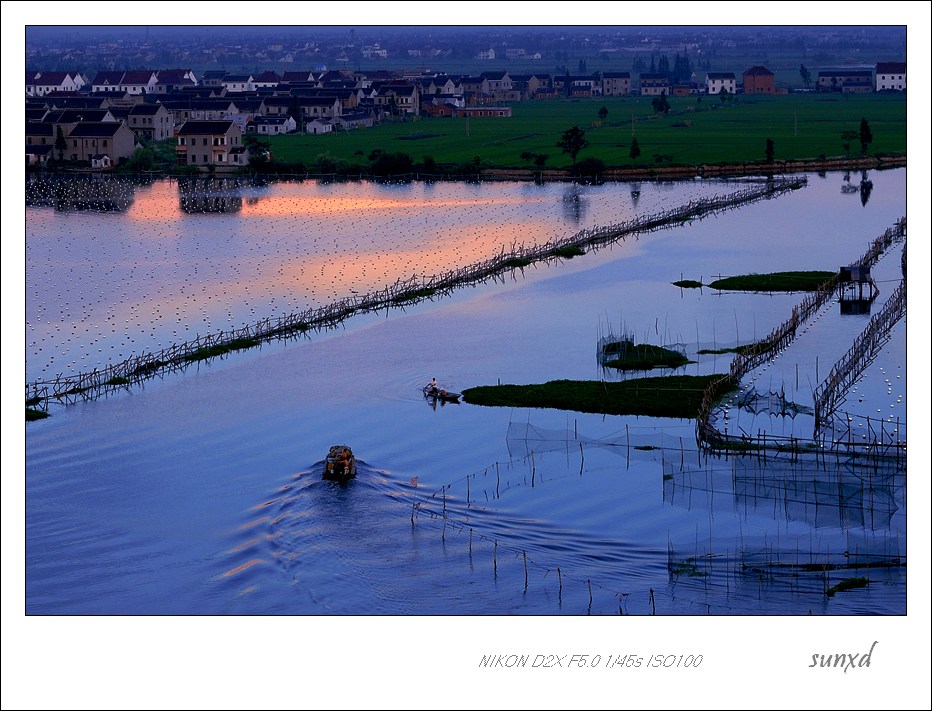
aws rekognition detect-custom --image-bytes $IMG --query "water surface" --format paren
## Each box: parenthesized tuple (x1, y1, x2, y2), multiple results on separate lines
(24, 169, 908, 618)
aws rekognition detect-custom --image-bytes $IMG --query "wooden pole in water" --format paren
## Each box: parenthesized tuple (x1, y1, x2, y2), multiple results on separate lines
(524, 550, 528, 589)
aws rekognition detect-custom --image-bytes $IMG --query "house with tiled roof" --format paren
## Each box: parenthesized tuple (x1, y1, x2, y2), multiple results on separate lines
(120, 71, 159, 95)
(200, 70, 228, 87)
(228, 97, 267, 121)
(280, 70, 317, 84)
(26, 121, 56, 152)
(153, 69, 197, 94)
(127, 103, 174, 141)
(705, 72, 736, 95)
(875, 62, 906, 91)
(89, 70, 158, 95)
(249, 115, 296, 135)
(601, 72, 631, 96)
(252, 71, 281, 88)
(305, 118, 333, 135)
(638, 73, 669, 96)
(91, 70, 125, 92)
(27, 71, 86, 97)
(481, 71, 513, 96)
(222, 74, 254, 93)
(44, 96, 111, 110)
(817, 69, 873, 93)
(175, 119, 244, 170)
(42, 108, 117, 125)
(375, 83, 419, 114)
(458, 76, 486, 95)
(742, 66, 775, 94)
(64, 121, 137, 163)
(27, 144, 54, 167)
(159, 98, 238, 124)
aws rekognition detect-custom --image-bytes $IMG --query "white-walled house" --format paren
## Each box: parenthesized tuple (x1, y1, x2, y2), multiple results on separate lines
(27, 71, 86, 96)
(875, 62, 906, 91)
(251, 115, 297, 135)
(305, 118, 332, 135)
(705, 72, 736, 95)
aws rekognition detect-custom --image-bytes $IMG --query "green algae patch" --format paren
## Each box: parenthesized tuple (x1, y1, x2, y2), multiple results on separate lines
(601, 340, 691, 371)
(826, 577, 869, 597)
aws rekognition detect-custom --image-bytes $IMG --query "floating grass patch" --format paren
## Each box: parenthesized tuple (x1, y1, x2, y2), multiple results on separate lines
(391, 286, 437, 303)
(462, 375, 735, 418)
(602, 340, 690, 370)
(697, 344, 758, 355)
(709, 271, 836, 292)
(826, 576, 869, 597)
(552, 245, 585, 259)
(27, 407, 49, 421)
(673, 279, 703, 288)
(503, 256, 533, 269)
(26, 395, 42, 407)
(131, 360, 166, 377)
(670, 559, 710, 577)
(61, 385, 90, 396)
(105, 376, 131, 386)
(183, 337, 260, 363)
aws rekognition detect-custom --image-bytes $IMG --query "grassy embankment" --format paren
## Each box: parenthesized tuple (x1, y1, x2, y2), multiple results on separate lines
(268, 93, 905, 172)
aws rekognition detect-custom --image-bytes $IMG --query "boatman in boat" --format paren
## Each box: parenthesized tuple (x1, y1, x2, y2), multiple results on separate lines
(428, 377, 439, 395)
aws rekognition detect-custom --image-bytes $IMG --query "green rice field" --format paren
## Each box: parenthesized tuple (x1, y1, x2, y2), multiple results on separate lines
(268, 93, 906, 170)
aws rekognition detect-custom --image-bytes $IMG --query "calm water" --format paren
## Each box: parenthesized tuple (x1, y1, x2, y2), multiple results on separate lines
(24, 169, 909, 620)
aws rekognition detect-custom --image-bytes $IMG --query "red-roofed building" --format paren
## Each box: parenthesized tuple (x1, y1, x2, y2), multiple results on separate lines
(742, 66, 775, 94)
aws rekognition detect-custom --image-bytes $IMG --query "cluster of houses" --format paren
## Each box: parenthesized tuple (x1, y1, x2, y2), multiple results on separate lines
(25, 61, 905, 171)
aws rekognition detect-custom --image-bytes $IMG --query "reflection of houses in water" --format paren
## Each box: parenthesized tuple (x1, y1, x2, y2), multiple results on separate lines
(662, 453, 902, 531)
(561, 185, 587, 223)
(178, 177, 244, 213)
(25, 173, 137, 212)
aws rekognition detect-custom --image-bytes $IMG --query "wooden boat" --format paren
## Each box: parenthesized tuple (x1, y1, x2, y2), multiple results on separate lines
(323, 445, 357, 481)
(423, 385, 461, 403)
